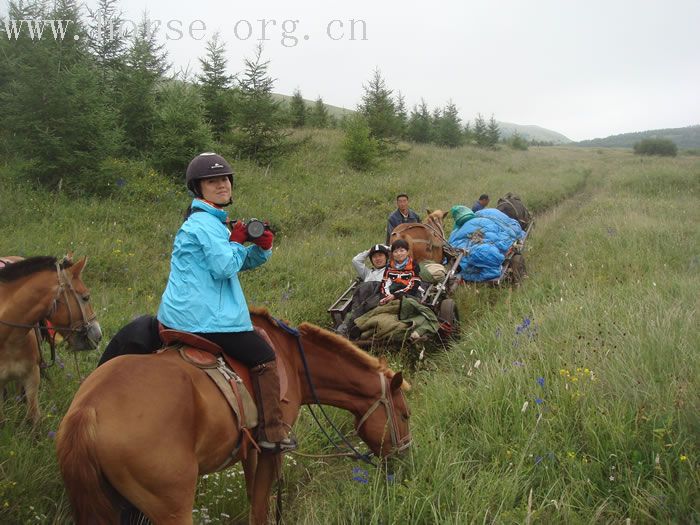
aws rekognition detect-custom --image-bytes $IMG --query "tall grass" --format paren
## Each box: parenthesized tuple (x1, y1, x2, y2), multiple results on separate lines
(0, 133, 698, 523)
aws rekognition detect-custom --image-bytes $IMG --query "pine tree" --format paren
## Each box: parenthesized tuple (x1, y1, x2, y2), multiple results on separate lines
(231, 44, 288, 164)
(288, 88, 307, 128)
(86, 0, 128, 88)
(309, 96, 329, 128)
(358, 69, 399, 145)
(430, 107, 442, 144)
(151, 83, 214, 176)
(197, 33, 234, 139)
(487, 114, 501, 147)
(395, 91, 408, 139)
(0, 0, 122, 189)
(463, 121, 474, 144)
(406, 99, 432, 143)
(343, 114, 379, 171)
(116, 12, 170, 154)
(473, 113, 488, 147)
(434, 101, 463, 148)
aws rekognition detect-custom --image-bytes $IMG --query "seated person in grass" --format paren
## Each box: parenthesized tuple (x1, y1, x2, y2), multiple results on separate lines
(379, 239, 422, 306)
(338, 240, 422, 338)
(353, 244, 390, 283)
(336, 244, 389, 336)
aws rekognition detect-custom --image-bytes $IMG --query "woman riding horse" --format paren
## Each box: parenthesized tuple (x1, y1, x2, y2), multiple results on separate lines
(57, 309, 411, 524)
(158, 152, 295, 452)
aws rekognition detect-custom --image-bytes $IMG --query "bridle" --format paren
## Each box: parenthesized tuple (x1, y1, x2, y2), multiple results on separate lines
(356, 372, 412, 455)
(273, 318, 412, 465)
(0, 262, 97, 348)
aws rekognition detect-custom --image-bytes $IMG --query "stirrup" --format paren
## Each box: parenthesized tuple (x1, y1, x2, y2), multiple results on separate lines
(258, 437, 298, 452)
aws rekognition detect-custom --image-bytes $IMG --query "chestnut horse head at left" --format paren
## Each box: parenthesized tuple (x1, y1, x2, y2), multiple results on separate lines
(56, 309, 411, 525)
(0, 255, 102, 425)
(389, 209, 449, 263)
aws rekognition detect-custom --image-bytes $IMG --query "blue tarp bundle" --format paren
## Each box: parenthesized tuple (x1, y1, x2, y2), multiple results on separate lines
(448, 208, 526, 281)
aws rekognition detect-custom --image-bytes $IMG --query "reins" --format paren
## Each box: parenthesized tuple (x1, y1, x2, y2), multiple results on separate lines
(273, 318, 378, 467)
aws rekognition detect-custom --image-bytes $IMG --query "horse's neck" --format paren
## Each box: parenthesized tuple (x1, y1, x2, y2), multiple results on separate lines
(426, 217, 444, 237)
(0, 272, 57, 334)
(293, 339, 381, 414)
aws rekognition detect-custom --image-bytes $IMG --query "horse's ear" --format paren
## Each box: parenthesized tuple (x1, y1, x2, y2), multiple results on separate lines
(390, 371, 403, 391)
(62, 252, 74, 265)
(441, 210, 448, 219)
(426, 208, 432, 215)
(70, 256, 87, 277)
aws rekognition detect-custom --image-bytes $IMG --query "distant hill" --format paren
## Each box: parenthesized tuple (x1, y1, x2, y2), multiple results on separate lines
(575, 125, 700, 149)
(273, 96, 573, 144)
(497, 122, 572, 144)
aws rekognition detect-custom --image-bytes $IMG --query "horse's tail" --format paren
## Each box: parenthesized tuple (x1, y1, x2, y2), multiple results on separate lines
(56, 406, 115, 523)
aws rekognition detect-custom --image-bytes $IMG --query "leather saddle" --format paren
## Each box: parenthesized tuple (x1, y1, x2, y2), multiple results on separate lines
(157, 325, 288, 459)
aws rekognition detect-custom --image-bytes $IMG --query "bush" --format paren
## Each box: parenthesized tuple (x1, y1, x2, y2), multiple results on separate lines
(343, 115, 379, 171)
(508, 132, 529, 151)
(633, 138, 677, 157)
(92, 158, 180, 201)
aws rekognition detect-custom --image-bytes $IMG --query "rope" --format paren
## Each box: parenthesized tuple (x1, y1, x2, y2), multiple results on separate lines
(273, 318, 377, 466)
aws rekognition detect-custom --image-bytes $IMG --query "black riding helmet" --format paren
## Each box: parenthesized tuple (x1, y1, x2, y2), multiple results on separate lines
(368, 244, 390, 257)
(185, 152, 234, 198)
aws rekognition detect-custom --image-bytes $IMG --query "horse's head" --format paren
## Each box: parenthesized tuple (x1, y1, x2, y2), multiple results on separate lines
(425, 209, 448, 229)
(355, 370, 411, 458)
(50, 256, 102, 351)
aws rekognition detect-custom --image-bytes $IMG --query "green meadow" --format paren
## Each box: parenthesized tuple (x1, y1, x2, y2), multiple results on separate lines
(0, 131, 698, 523)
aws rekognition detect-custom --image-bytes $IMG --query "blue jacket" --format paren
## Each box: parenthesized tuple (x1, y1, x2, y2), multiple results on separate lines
(157, 199, 271, 333)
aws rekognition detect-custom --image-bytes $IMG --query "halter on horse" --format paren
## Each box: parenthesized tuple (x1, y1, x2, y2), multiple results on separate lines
(0, 256, 101, 425)
(389, 209, 451, 263)
(56, 309, 411, 524)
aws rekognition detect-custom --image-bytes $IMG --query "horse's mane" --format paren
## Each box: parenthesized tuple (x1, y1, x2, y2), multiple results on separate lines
(249, 306, 410, 389)
(297, 322, 385, 372)
(0, 256, 72, 283)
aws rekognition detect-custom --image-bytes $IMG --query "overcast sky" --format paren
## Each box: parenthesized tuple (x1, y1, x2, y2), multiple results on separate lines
(9, 0, 700, 140)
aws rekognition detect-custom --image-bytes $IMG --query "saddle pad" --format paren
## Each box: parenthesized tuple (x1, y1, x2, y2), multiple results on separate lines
(178, 347, 258, 429)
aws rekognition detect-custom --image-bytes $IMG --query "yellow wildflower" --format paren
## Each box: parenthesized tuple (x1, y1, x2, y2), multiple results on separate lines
(680, 455, 688, 462)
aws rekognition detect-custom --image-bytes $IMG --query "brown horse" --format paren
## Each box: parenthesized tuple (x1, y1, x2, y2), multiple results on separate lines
(0, 255, 102, 425)
(56, 308, 411, 524)
(389, 209, 449, 263)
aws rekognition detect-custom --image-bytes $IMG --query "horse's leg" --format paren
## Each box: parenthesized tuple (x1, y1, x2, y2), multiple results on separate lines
(0, 380, 5, 426)
(23, 365, 41, 426)
(249, 453, 282, 525)
(242, 450, 259, 502)
(112, 453, 198, 525)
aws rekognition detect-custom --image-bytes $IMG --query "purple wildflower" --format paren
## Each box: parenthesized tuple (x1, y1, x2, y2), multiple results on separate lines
(534, 455, 543, 465)
(535, 397, 544, 405)
(537, 377, 545, 387)
(352, 466, 369, 484)
(47, 431, 56, 439)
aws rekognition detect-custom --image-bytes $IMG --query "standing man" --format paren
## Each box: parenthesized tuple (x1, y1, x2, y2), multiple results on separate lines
(471, 194, 490, 212)
(386, 193, 420, 243)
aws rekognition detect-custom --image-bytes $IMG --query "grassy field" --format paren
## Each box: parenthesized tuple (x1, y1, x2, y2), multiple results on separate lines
(0, 131, 698, 523)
